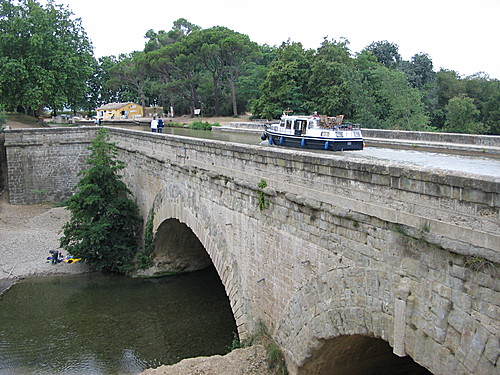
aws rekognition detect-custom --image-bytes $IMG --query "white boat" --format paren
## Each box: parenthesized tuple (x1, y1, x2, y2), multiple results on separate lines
(261, 112, 363, 151)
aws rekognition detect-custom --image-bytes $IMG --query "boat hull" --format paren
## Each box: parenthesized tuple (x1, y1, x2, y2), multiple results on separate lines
(266, 132, 363, 151)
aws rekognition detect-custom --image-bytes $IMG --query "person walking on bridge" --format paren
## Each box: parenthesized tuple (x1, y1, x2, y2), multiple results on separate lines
(150, 116, 158, 133)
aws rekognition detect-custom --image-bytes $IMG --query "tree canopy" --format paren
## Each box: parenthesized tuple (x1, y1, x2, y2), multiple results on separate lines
(1, 2, 498, 134)
(0, 0, 94, 116)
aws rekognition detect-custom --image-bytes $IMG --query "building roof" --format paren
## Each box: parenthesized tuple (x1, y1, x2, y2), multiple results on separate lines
(97, 102, 138, 110)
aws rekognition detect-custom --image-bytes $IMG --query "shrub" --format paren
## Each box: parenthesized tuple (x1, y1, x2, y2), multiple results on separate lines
(189, 120, 220, 130)
(60, 128, 142, 274)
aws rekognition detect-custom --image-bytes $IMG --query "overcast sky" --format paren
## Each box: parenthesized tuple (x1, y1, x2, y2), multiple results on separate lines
(47, 0, 499, 79)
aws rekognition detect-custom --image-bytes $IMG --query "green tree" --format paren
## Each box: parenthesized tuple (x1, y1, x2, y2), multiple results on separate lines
(0, 0, 94, 116)
(398, 53, 435, 89)
(83, 55, 120, 115)
(184, 26, 260, 116)
(463, 73, 500, 132)
(364, 40, 401, 68)
(147, 37, 204, 115)
(444, 95, 489, 134)
(60, 128, 142, 274)
(144, 18, 200, 52)
(108, 52, 151, 109)
(377, 67, 430, 130)
(252, 41, 313, 118)
(0, 109, 5, 126)
(219, 31, 260, 116)
(348, 54, 429, 130)
(305, 38, 353, 116)
(347, 51, 385, 127)
(483, 91, 500, 134)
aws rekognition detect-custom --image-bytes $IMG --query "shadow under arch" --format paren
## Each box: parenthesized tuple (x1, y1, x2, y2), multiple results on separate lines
(300, 335, 432, 375)
(148, 186, 250, 338)
(276, 267, 436, 375)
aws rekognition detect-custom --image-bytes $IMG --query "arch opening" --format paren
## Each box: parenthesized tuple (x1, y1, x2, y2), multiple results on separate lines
(147, 217, 240, 343)
(152, 218, 212, 273)
(300, 335, 432, 375)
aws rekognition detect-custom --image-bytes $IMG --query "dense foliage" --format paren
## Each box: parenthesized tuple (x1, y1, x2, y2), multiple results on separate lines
(60, 128, 142, 274)
(87, 29, 500, 135)
(0, 0, 94, 117)
(1, 1, 498, 134)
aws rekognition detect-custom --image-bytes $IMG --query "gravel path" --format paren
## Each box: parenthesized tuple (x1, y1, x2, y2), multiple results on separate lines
(0, 192, 89, 288)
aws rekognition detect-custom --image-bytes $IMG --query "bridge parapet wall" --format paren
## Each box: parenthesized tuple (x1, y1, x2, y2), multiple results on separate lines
(107, 127, 499, 262)
(362, 129, 500, 147)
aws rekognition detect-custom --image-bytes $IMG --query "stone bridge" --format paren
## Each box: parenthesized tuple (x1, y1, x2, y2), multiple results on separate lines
(4, 127, 499, 374)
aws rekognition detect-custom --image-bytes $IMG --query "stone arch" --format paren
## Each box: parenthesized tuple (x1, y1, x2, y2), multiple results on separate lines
(149, 184, 250, 338)
(276, 267, 449, 375)
(298, 335, 432, 375)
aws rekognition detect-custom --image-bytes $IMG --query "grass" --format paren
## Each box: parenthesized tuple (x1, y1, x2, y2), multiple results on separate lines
(7, 113, 39, 125)
(231, 321, 288, 374)
(464, 255, 499, 276)
(257, 179, 270, 211)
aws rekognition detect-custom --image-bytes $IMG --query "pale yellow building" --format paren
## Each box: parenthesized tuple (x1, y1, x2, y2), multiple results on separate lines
(96, 102, 143, 119)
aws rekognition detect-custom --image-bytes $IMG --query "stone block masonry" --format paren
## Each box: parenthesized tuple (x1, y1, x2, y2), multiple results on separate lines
(5, 128, 96, 205)
(4, 127, 499, 375)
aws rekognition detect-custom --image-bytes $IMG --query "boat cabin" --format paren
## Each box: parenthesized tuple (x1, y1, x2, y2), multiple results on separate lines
(263, 112, 363, 151)
(272, 114, 357, 136)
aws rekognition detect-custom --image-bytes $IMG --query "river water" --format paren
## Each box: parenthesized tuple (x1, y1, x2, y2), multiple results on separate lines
(0, 267, 237, 374)
(120, 125, 500, 178)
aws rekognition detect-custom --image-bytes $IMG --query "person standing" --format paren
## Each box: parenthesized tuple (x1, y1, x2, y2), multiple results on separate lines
(150, 116, 158, 132)
(157, 117, 164, 133)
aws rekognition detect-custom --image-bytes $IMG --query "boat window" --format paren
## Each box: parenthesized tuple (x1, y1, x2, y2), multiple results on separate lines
(295, 120, 306, 130)
(321, 131, 330, 137)
(336, 132, 344, 137)
(280, 120, 285, 127)
(286, 120, 292, 129)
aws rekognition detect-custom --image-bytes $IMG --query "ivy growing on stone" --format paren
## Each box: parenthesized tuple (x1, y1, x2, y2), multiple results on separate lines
(257, 178, 270, 211)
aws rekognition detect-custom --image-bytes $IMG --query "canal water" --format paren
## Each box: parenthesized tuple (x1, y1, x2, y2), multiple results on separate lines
(0, 267, 237, 375)
(117, 125, 500, 178)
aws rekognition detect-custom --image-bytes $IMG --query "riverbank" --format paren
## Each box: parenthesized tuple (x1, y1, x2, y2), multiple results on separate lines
(0, 192, 90, 290)
(0, 190, 279, 375)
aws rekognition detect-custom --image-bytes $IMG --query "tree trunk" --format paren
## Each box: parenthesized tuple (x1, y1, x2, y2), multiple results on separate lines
(37, 105, 44, 119)
(213, 74, 221, 116)
(229, 72, 238, 116)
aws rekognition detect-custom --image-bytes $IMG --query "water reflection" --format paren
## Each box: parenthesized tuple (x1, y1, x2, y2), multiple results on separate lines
(0, 267, 237, 375)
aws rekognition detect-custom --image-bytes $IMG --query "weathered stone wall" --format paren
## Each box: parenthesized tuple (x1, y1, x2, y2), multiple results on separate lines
(107, 128, 498, 375)
(362, 128, 500, 147)
(4, 127, 499, 374)
(4, 127, 96, 204)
